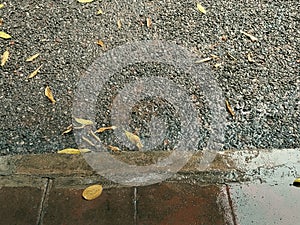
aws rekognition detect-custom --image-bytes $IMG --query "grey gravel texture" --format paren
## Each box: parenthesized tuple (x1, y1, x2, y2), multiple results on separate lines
(0, 0, 299, 155)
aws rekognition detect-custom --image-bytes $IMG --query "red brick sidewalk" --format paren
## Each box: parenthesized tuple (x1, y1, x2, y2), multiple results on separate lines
(0, 179, 235, 225)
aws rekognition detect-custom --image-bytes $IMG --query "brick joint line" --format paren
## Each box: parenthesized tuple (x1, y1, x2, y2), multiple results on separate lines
(37, 178, 53, 225)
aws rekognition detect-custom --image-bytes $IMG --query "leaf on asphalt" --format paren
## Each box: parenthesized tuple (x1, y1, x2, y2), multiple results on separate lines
(146, 17, 152, 28)
(77, 0, 94, 3)
(57, 148, 91, 154)
(1, 49, 9, 67)
(0, 19, 3, 26)
(26, 53, 40, 62)
(82, 136, 95, 147)
(225, 100, 235, 116)
(28, 64, 43, 79)
(247, 52, 255, 63)
(195, 57, 212, 63)
(240, 30, 258, 42)
(293, 177, 300, 187)
(97, 40, 105, 48)
(197, 2, 206, 14)
(0, 31, 11, 39)
(214, 63, 222, 68)
(74, 118, 93, 125)
(82, 184, 103, 201)
(45, 86, 56, 104)
(0, 3, 4, 9)
(125, 130, 143, 150)
(97, 9, 103, 15)
(117, 19, 122, 29)
(95, 126, 117, 133)
(90, 130, 101, 142)
(108, 145, 121, 153)
(62, 125, 73, 135)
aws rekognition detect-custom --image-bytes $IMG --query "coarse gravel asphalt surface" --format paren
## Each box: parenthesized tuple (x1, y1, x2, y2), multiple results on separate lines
(0, 0, 299, 155)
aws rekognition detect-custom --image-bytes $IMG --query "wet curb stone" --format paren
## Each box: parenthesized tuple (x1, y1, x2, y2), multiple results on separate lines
(1, 149, 299, 225)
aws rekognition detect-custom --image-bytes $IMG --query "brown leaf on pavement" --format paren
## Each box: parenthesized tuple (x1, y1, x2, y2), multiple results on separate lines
(45, 86, 56, 104)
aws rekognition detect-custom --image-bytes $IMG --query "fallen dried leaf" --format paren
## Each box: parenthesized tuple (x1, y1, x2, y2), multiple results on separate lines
(57, 148, 91, 154)
(0, 19, 3, 26)
(240, 30, 258, 42)
(0, 31, 11, 39)
(26, 53, 40, 62)
(117, 19, 122, 29)
(28, 64, 43, 79)
(146, 17, 152, 28)
(247, 52, 255, 63)
(125, 130, 143, 150)
(97, 40, 106, 50)
(78, 0, 94, 3)
(197, 2, 206, 14)
(210, 54, 219, 59)
(82, 136, 95, 147)
(90, 130, 101, 142)
(227, 52, 237, 61)
(108, 145, 121, 152)
(214, 63, 222, 68)
(74, 118, 93, 125)
(1, 49, 9, 67)
(97, 9, 103, 15)
(0, 3, 4, 9)
(225, 100, 235, 116)
(45, 86, 56, 104)
(82, 184, 103, 200)
(95, 126, 117, 133)
(195, 57, 212, 63)
(62, 125, 73, 135)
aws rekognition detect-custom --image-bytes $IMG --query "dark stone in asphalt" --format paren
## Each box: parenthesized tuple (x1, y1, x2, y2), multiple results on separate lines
(0, 0, 299, 155)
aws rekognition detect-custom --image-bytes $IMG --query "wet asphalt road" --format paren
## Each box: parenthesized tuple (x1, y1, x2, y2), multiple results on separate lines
(0, 0, 299, 155)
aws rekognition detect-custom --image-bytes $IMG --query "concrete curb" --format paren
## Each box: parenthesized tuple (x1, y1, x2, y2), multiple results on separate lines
(1, 148, 299, 187)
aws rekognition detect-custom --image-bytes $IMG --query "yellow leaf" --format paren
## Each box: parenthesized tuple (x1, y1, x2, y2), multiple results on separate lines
(62, 125, 73, 135)
(225, 100, 235, 116)
(125, 130, 143, 150)
(28, 64, 43, 79)
(77, 0, 94, 3)
(90, 130, 101, 142)
(97, 40, 105, 48)
(240, 30, 258, 42)
(0, 31, 11, 39)
(117, 19, 122, 29)
(214, 63, 222, 68)
(1, 50, 9, 67)
(108, 145, 121, 152)
(247, 52, 255, 63)
(195, 57, 212, 63)
(57, 148, 91, 154)
(146, 18, 152, 28)
(45, 86, 56, 104)
(26, 53, 40, 62)
(95, 126, 117, 133)
(0, 3, 4, 9)
(97, 9, 103, 15)
(82, 136, 95, 147)
(293, 177, 300, 187)
(74, 118, 93, 125)
(82, 184, 103, 200)
(197, 2, 206, 14)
